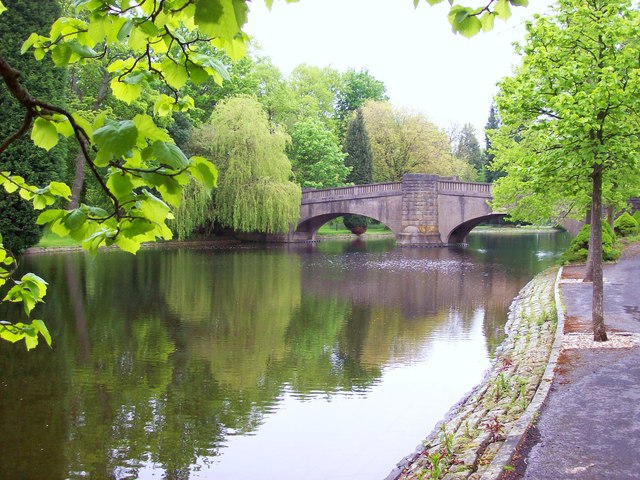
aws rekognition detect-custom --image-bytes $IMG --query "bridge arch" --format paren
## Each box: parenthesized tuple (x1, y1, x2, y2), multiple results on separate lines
(444, 214, 507, 244)
(293, 183, 403, 242)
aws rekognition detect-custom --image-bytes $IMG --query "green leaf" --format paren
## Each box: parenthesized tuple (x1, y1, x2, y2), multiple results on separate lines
(48, 181, 72, 199)
(154, 94, 175, 117)
(20, 32, 39, 54)
(31, 320, 52, 347)
(64, 209, 87, 232)
(133, 114, 172, 143)
(93, 120, 138, 157)
(51, 44, 72, 66)
(31, 118, 59, 151)
(110, 77, 143, 104)
(190, 156, 218, 189)
(139, 190, 170, 224)
(480, 12, 495, 32)
(0, 1, 7, 15)
(118, 18, 134, 41)
(36, 209, 65, 225)
(106, 172, 134, 199)
(449, 6, 482, 37)
(150, 141, 189, 169)
(494, 0, 512, 20)
(161, 57, 189, 90)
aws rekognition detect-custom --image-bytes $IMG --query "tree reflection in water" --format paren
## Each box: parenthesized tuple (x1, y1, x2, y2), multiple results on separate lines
(0, 231, 569, 479)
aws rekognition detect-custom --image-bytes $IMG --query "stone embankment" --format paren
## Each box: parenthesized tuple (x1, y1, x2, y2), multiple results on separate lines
(387, 267, 561, 480)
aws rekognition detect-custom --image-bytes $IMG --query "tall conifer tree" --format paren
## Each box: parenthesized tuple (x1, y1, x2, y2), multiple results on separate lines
(344, 108, 373, 185)
(0, 0, 67, 251)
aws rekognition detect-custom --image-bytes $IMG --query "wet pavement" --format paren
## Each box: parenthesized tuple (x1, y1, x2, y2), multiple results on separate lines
(515, 252, 640, 479)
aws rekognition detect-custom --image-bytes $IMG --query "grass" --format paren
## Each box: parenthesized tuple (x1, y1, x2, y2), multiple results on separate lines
(317, 222, 392, 236)
(36, 231, 81, 248)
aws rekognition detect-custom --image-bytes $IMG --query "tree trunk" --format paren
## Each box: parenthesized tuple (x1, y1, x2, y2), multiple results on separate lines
(68, 150, 85, 210)
(591, 164, 607, 342)
(584, 208, 594, 282)
(606, 204, 615, 228)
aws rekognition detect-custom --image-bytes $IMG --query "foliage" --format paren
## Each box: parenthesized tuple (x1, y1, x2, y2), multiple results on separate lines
(288, 64, 341, 131)
(415, 0, 531, 38)
(344, 108, 373, 185)
(483, 102, 503, 183)
(362, 100, 475, 182)
(191, 96, 300, 233)
(335, 69, 388, 137)
(342, 214, 368, 235)
(449, 122, 484, 174)
(169, 179, 214, 240)
(289, 119, 350, 189)
(563, 223, 619, 264)
(0, 0, 67, 253)
(613, 212, 639, 238)
(491, 0, 640, 223)
(633, 210, 640, 226)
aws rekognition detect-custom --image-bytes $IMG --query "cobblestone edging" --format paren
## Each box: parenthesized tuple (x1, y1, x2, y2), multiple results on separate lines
(387, 267, 562, 480)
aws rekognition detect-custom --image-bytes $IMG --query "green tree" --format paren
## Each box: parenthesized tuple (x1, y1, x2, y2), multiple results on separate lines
(450, 122, 484, 174)
(190, 96, 300, 234)
(483, 102, 503, 182)
(289, 119, 350, 189)
(491, 0, 640, 341)
(288, 64, 341, 130)
(344, 108, 373, 185)
(0, 0, 66, 252)
(335, 69, 388, 137)
(362, 100, 475, 182)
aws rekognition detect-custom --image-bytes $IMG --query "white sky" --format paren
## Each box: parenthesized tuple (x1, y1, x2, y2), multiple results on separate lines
(244, 0, 554, 144)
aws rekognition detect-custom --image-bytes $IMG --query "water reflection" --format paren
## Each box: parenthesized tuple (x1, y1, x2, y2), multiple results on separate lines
(0, 230, 569, 480)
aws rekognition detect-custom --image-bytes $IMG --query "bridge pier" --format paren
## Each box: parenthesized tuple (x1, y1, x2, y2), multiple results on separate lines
(396, 174, 443, 246)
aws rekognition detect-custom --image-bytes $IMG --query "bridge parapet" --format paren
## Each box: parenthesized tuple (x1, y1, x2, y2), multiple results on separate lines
(301, 182, 401, 203)
(437, 180, 492, 196)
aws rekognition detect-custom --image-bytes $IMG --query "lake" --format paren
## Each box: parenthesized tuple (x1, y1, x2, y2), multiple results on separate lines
(0, 230, 569, 480)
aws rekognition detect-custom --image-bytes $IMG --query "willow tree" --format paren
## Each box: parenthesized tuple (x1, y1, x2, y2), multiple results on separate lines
(191, 96, 300, 234)
(491, 0, 640, 342)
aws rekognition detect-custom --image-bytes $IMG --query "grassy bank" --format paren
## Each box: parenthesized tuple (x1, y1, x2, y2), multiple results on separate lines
(317, 223, 392, 236)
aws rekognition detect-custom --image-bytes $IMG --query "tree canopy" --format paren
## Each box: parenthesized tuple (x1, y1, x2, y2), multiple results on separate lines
(490, 0, 640, 340)
(362, 100, 475, 182)
(190, 96, 300, 234)
(288, 119, 350, 189)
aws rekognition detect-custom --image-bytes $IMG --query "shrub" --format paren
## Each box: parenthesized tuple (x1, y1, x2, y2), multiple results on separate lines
(614, 211, 639, 237)
(343, 214, 368, 235)
(632, 210, 640, 228)
(563, 222, 620, 263)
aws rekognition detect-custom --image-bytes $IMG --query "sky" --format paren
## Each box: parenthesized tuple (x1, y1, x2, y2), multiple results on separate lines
(244, 0, 554, 144)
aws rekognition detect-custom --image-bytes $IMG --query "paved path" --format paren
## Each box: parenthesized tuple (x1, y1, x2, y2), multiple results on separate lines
(518, 252, 640, 479)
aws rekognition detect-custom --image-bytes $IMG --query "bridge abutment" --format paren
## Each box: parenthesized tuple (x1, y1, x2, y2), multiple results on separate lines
(396, 174, 443, 246)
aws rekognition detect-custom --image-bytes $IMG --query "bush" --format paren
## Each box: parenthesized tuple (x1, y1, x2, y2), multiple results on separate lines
(632, 210, 640, 228)
(563, 222, 620, 263)
(343, 214, 368, 235)
(614, 211, 639, 237)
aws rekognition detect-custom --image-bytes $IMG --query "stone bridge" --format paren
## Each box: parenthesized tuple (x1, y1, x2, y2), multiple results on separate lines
(288, 174, 504, 246)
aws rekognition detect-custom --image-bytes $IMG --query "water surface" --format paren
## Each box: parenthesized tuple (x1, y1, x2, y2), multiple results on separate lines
(0, 230, 569, 480)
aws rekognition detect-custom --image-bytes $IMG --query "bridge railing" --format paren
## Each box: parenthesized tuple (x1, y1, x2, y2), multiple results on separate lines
(437, 180, 492, 194)
(301, 182, 402, 201)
